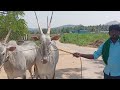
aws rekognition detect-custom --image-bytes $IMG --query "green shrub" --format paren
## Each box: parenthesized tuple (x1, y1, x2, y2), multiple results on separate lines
(60, 33, 109, 46)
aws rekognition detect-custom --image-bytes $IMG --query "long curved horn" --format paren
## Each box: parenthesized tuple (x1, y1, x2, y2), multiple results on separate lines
(47, 16, 48, 29)
(34, 11, 44, 35)
(4, 29, 12, 43)
(47, 11, 53, 34)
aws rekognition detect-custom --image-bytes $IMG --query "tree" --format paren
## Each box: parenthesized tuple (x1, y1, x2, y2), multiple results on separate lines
(0, 11, 28, 41)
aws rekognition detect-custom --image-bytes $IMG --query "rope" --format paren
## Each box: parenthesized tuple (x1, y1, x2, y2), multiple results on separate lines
(80, 56, 82, 79)
(0, 50, 8, 72)
(0, 58, 9, 72)
(58, 49, 73, 54)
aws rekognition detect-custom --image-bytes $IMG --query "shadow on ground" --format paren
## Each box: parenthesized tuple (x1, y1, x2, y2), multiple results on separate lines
(55, 67, 87, 79)
(93, 59, 104, 79)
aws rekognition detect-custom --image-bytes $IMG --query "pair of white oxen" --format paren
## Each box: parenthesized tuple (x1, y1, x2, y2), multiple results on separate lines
(0, 33, 59, 79)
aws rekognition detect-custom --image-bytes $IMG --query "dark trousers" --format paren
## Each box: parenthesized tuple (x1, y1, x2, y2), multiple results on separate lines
(104, 72, 120, 79)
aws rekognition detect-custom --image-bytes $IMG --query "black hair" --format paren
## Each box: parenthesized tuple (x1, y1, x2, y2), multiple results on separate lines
(109, 24, 120, 31)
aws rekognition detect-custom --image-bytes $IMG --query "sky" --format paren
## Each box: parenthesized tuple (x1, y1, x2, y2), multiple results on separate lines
(23, 11, 120, 28)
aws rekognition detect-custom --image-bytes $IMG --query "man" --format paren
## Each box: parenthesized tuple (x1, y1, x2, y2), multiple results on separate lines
(73, 24, 120, 79)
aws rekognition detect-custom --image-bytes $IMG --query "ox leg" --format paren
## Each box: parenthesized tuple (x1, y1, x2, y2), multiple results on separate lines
(52, 69, 56, 79)
(22, 72, 26, 79)
(28, 67, 33, 79)
(34, 64, 39, 79)
(46, 76, 48, 79)
(22, 75, 26, 79)
(45, 72, 55, 79)
(52, 72, 55, 79)
(7, 75, 14, 79)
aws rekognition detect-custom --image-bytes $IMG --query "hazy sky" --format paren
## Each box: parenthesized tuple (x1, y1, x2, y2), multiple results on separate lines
(23, 11, 120, 28)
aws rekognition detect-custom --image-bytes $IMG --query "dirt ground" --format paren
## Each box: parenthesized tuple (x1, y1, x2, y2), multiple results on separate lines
(0, 41, 105, 79)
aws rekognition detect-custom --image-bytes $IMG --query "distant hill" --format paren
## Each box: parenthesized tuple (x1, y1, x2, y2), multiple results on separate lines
(53, 24, 77, 29)
(28, 21, 120, 33)
(58, 24, 77, 28)
(29, 28, 38, 32)
(28, 28, 40, 34)
(105, 20, 120, 25)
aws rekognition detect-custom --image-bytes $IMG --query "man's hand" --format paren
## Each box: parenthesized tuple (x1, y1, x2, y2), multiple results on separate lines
(73, 52, 81, 58)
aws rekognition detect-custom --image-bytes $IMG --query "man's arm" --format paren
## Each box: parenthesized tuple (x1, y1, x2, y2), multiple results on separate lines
(80, 54, 94, 59)
(73, 53, 94, 59)
(73, 43, 104, 60)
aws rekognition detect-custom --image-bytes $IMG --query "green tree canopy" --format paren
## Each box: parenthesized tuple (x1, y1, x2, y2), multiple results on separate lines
(0, 11, 28, 41)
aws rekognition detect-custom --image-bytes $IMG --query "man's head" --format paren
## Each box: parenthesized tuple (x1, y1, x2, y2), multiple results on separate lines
(109, 24, 120, 39)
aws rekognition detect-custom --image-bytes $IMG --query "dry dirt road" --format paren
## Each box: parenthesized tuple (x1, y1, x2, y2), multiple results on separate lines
(0, 41, 105, 79)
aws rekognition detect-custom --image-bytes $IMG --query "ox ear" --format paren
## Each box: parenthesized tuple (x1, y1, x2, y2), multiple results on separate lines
(31, 36, 39, 41)
(7, 46, 16, 51)
(51, 35, 60, 41)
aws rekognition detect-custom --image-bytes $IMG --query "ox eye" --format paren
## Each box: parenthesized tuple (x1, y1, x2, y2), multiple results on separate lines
(1, 52, 5, 56)
(2, 53, 5, 55)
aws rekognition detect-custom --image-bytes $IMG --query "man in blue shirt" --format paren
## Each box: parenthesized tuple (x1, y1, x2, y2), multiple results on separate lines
(73, 24, 120, 79)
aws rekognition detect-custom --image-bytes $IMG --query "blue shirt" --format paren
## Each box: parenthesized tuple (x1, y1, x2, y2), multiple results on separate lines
(93, 39, 120, 76)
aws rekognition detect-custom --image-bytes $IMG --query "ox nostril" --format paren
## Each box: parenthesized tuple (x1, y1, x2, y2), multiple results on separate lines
(41, 59, 48, 64)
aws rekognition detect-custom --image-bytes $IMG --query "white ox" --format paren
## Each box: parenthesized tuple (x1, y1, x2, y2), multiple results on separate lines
(0, 40, 38, 79)
(33, 11, 60, 79)
(20, 41, 38, 78)
(0, 40, 26, 79)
